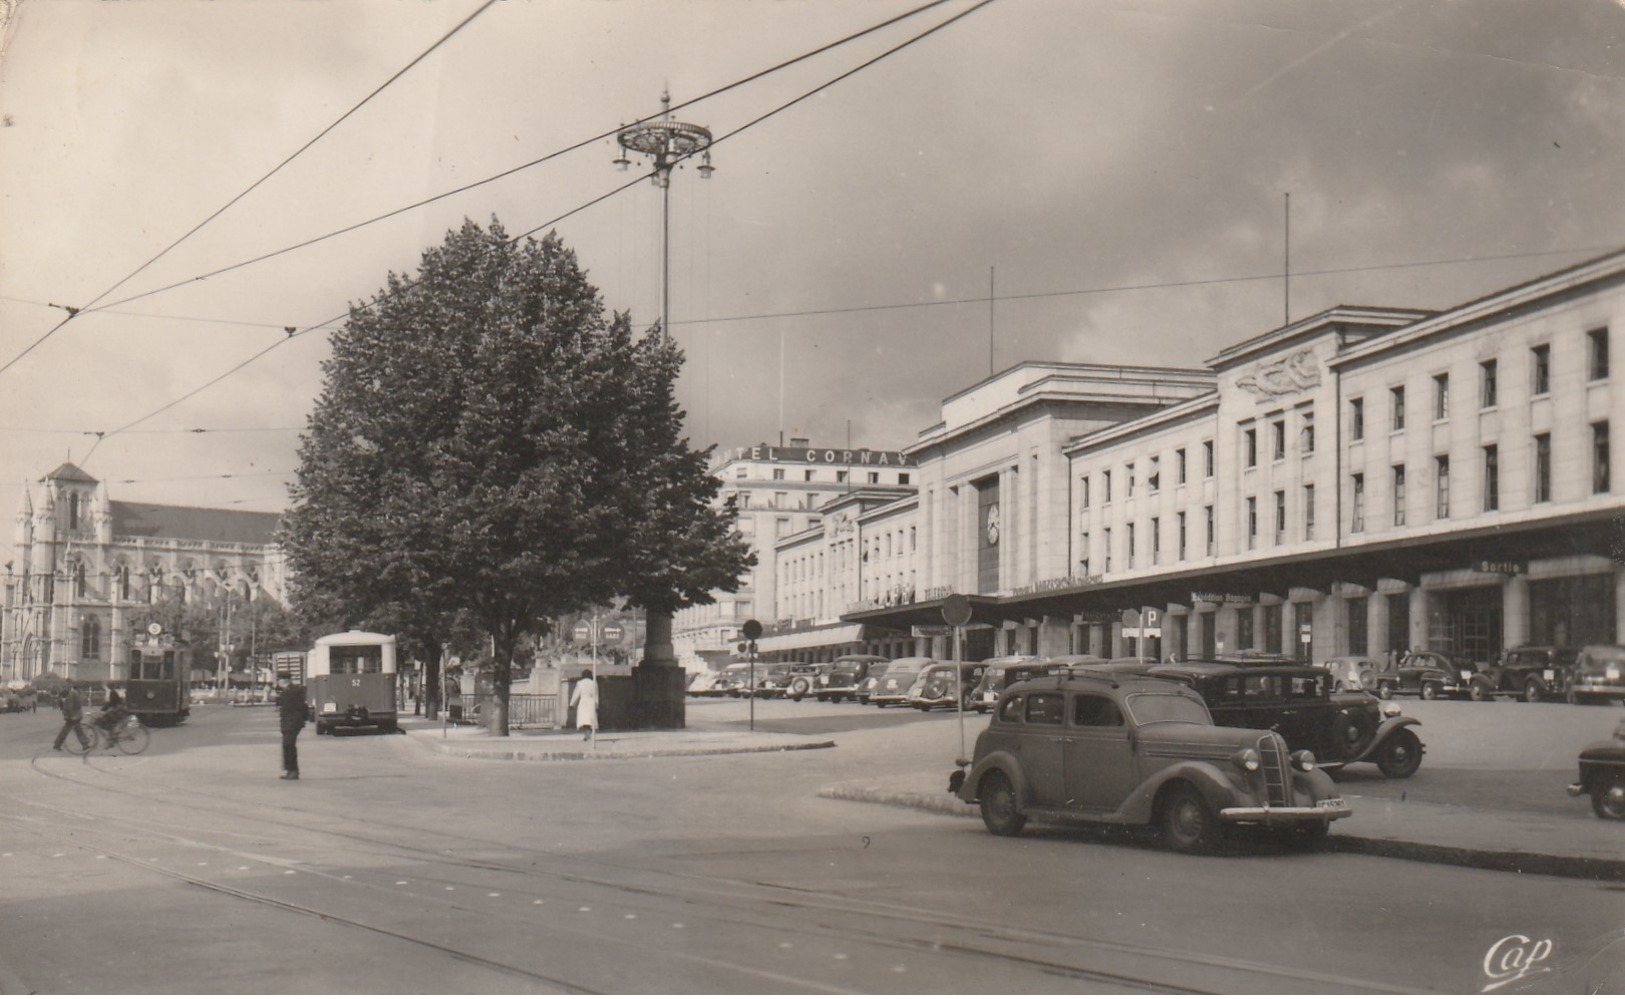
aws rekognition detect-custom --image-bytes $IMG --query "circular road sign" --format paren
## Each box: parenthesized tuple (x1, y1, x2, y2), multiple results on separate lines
(571, 622, 592, 643)
(741, 619, 763, 640)
(602, 623, 625, 642)
(942, 593, 972, 628)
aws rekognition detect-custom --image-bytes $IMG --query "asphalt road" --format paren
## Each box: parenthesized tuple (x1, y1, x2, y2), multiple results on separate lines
(0, 698, 1619, 994)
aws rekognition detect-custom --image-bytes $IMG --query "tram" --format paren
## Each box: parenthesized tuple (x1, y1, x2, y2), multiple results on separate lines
(306, 630, 398, 734)
(125, 626, 192, 726)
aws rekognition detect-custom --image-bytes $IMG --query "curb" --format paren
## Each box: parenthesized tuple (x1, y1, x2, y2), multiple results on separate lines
(816, 783, 1625, 882)
(408, 734, 836, 762)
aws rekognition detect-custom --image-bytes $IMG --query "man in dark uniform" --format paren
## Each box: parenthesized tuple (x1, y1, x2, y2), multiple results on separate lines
(52, 686, 87, 752)
(276, 679, 307, 780)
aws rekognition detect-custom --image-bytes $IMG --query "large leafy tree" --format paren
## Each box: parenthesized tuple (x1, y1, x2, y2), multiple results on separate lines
(281, 218, 749, 734)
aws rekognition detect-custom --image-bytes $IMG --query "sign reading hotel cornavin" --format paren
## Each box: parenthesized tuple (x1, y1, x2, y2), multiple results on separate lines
(724, 444, 910, 466)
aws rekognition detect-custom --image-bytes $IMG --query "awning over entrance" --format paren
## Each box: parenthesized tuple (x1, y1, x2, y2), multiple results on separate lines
(843, 508, 1621, 628)
(755, 622, 866, 654)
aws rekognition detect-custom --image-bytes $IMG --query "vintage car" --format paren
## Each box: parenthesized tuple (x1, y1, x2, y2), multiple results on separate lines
(1322, 656, 1380, 693)
(1567, 715, 1625, 820)
(751, 662, 818, 699)
(970, 656, 1056, 712)
(1474, 645, 1580, 702)
(949, 673, 1351, 852)
(716, 663, 758, 698)
(1373, 650, 1475, 700)
(1147, 660, 1423, 778)
(869, 657, 936, 707)
(685, 671, 725, 697)
(1566, 645, 1625, 705)
(907, 661, 986, 711)
(817, 654, 887, 703)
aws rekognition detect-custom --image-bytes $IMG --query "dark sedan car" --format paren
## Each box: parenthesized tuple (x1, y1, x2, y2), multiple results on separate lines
(1567, 715, 1625, 820)
(1147, 660, 1423, 778)
(950, 672, 1350, 851)
(1373, 650, 1474, 700)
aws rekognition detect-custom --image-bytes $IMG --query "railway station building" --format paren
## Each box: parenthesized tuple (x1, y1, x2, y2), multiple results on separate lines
(2, 463, 288, 683)
(844, 248, 1625, 670)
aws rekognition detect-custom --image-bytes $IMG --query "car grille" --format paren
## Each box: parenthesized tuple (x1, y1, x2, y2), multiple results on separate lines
(1257, 733, 1290, 807)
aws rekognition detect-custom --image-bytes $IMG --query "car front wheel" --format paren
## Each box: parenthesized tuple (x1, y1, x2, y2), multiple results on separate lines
(1593, 777, 1625, 821)
(1421, 681, 1442, 700)
(1377, 680, 1395, 700)
(978, 771, 1027, 837)
(1160, 784, 1221, 853)
(1375, 727, 1423, 778)
(1524, 678, 1546, 703)
(1469, 680, 1493, 702)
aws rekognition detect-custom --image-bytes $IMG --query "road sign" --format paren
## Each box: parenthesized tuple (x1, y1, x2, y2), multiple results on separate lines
(741, 619, 762, 640)
(942, 594, 972, 627)
(602, 623, 625, 642)
(572, 622, 592, 643)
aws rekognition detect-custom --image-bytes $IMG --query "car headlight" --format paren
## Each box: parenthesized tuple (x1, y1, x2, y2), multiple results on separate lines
(1291, 749, 1317, 772)
(1381, 701, 1401, 717)
(1232, 748, 1261, 772)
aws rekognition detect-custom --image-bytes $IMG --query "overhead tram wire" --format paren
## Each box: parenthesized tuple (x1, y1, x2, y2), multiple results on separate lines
(84, 0, 967, 316)
(670, 244, 1622, 328)
(92, 1, 997, 443)
(0, 0, 499, 381)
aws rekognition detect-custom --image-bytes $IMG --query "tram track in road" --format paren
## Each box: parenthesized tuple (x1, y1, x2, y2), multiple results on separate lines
(9, 751, 1423, 994)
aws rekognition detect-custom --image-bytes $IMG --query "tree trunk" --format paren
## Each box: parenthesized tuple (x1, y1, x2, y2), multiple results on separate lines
(491, 632, 514, 738)
(424, 645, 442, 721)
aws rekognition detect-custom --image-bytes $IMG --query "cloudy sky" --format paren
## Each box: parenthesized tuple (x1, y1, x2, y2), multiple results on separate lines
(0, 0, 1621, 548)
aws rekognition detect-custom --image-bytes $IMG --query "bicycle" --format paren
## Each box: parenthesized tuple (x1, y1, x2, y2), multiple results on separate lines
(65, 714, 151, 756)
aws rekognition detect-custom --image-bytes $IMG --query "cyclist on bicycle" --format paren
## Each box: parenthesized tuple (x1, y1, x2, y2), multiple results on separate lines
(96, 685, 130, 738)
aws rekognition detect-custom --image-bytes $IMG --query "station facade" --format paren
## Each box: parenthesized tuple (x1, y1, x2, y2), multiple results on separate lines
(841, 249, 1625, 668)
(2, 463, 289, 683)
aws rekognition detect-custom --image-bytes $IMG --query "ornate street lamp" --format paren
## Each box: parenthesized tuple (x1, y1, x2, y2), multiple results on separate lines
(610, 91, 715, 708)
(613, 90, 714, 334)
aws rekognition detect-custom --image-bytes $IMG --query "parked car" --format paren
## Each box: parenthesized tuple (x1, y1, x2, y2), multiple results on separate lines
(907, 661, 985, 711)
(949, 672, 1351, 851)
(1566, 645, 1625, 706)
(685, 671, 725, 697)
(717, 663, 757, 697)
(1147, 660, 1424, 778)
(868, 657, 935, 707)
(817, 654, 887, 703)
(971, 656, 1055, 712)
(755, 663, 819, 700)
(1567, 714, 1625, 820)
(1373, 650, 1474, 700)
(1476, 646, 1581, 702)
(1322, 656, 1379, 693)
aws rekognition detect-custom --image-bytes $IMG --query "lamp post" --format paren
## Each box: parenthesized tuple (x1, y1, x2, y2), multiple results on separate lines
(612, 91, 715, 702)
(613, 89, 715, 335)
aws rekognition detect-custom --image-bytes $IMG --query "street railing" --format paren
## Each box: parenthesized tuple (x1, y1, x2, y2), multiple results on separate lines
(452, 693, 559, 729)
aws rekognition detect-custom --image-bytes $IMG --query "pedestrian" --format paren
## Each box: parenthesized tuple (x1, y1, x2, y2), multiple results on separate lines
(276, 678, 307, 780)
(569, 669, 598, 742)
(51, 685, 87, 752)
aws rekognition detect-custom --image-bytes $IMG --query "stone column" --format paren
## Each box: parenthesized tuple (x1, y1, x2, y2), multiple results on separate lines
(1368, 591, 1388, 659)
(1616, 565, 1625, 645)
(1502, 574, 1530, 649)
(1408, 587, 1430, 652)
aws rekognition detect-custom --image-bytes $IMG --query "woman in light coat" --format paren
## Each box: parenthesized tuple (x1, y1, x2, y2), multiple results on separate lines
(569, 669, 598, 741)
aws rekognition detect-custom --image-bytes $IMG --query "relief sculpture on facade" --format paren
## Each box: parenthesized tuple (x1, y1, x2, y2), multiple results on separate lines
(1235, 348, 1322, 400)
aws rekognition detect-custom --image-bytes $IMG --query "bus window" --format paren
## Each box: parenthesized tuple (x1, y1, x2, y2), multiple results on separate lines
(332, 645, 383, 674)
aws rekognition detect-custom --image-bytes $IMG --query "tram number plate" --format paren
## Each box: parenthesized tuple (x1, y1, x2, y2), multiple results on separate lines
(1316, 797, 1347, 810)
(349, 678, 362, 687)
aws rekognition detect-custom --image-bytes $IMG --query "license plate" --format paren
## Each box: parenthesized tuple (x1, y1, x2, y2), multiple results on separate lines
(1543, 670, 1555, 681)
(1316, 797, 1347, 810)
(1460, 670, 1472, 680)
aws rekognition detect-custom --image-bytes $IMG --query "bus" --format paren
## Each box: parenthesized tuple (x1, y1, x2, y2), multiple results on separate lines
(306, 630, 398, 734)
